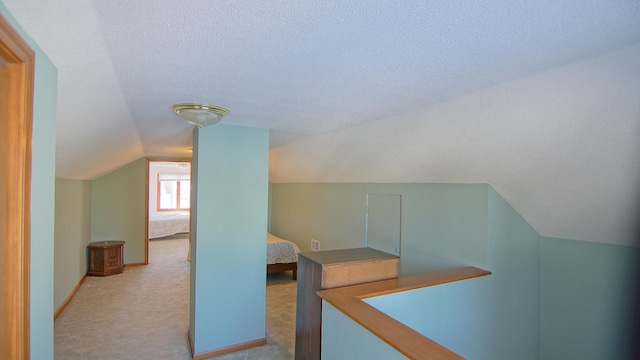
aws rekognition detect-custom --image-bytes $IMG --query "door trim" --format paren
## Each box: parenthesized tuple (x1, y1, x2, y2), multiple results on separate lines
(145, 158, 191, 264)
(0, 12, 35, 360)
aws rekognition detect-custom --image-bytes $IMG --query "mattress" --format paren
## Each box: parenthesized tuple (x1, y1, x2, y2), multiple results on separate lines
(267, 232, 301, 264)
(149, 212, 190, 239)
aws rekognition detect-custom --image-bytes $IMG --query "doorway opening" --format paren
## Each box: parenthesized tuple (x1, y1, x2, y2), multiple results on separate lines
(146, 159, 192, 264)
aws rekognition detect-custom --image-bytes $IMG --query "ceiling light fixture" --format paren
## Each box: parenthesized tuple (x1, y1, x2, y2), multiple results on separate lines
(172, 102, 229, 128)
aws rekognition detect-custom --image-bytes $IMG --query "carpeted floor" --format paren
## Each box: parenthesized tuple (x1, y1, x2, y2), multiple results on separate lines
(54, 234, 297, 359)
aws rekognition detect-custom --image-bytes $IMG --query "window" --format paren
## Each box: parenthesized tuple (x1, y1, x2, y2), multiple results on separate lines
(158, 174, 190, 211)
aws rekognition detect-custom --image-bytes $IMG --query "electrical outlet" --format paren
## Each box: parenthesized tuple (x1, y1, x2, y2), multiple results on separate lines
(311, 239, 320, 252)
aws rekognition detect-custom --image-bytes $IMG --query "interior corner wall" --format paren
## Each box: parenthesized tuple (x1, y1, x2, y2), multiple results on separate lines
(269, 183, 490, 275)
(361, 186, 540, 359)
(189, 125, 269, 354)
(540, 236, 640, 360)
(54, 179, 92, 310)
(90, 157, 147, 264)
(485, 187, 540, 359)
(321, 302, 407, 359)
(0, 4, 59, 358)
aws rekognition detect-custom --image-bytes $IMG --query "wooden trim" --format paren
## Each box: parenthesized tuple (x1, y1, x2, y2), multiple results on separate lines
(267, 262, 297, 280)
(145, 158, 191, 266)
(124, 262, 146, 267)
(317, 266, 491, 360)
(329, 266, 491, 299)
(145, 159, 150, 265)
(187, 330, 195, 358)
(0, 11, 35, 360)
(54, 274, 87, 320)
(192, 338, 266, 360)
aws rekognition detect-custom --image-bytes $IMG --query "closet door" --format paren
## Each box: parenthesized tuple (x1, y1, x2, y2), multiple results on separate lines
(366, 193, 401, 256)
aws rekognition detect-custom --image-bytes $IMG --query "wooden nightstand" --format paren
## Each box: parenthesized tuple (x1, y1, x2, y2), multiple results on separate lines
(87, 241, 125, 276)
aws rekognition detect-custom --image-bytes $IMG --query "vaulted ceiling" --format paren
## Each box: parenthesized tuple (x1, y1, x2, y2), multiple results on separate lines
(4, 0, 639, 246)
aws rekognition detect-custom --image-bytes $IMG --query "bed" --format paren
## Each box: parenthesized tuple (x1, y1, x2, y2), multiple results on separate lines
(148, 212, 190, 239)
(267, 232, 301, 280)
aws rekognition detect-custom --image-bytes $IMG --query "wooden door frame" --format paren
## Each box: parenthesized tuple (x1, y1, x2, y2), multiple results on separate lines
(145, 158, 191, 264)
(0, 12, 35, 360)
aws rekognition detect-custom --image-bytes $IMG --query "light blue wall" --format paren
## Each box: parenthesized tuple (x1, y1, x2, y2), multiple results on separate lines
(29, 36, 58, 360)
(0, 4, 59, 358)
(485, 187, 540, 357)
(321, 302, 407, 359)
(190, 125, 269, 354)
(363, 187, 540, 359)
(365, 276, 491, 358)
(54, 179, 92, 310)
(29, 45, 58, 360)
(275, 182, 638, 358)
(270, 183, 489, 275)
(540, 237, 640, 360)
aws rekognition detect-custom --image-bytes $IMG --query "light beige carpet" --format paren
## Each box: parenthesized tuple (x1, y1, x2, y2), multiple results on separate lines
(54, 234, 297, 359)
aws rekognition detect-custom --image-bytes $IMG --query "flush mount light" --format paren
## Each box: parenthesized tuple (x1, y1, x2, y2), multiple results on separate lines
(172, 102, 229, 128)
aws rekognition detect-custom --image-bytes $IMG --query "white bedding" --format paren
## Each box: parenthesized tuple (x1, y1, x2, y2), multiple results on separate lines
(149, 212, 190, 239)
(267, 233, 300, 264)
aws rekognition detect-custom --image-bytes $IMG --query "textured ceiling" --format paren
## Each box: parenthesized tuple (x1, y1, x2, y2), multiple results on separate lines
(3, 0, 640, 246)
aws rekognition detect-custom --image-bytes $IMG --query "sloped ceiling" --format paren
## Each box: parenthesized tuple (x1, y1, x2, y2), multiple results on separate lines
(3, 0, 640, 246)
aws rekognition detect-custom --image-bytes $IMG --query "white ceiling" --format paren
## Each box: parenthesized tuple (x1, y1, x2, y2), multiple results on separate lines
(3, 0, 640, 246)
